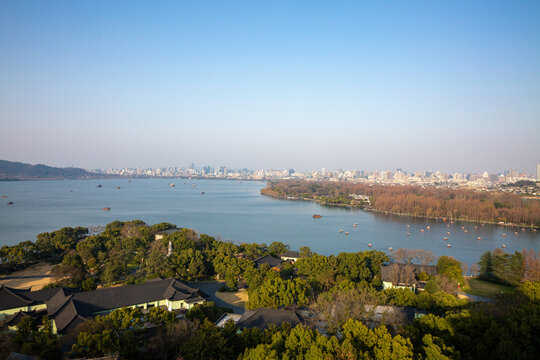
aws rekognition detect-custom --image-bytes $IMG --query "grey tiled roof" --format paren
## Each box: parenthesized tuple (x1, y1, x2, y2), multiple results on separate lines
(254, 255, 282, 268)
(4, 309, 46, 327)
(51, 278, 203, 334)
(0, 285, 33, 310)
(236, 308, 301, 329)
(0, 285, 63, 311)
(45, 288, 74, 316)
(1, 279, 204, 334)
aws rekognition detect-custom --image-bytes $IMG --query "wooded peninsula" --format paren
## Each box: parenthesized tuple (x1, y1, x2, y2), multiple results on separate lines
(261, 180, 540, 228)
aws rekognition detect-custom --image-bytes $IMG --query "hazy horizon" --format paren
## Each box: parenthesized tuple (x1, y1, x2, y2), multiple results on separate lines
(1, 1, 539, 174)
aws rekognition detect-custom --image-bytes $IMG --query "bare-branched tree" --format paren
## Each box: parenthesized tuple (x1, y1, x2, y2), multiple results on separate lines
(401, 264, 416, 286)
(392, 249, 414, 264)
(470, 263, 479, 277)
(414, 249, 436, 265)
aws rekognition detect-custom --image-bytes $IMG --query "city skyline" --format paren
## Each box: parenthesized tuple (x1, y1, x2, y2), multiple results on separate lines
(92, 163, 537, 178)
(1, 1, 539, 173)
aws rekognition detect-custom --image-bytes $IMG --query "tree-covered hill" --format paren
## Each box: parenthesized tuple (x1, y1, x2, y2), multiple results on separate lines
(0, 159, 95, 180)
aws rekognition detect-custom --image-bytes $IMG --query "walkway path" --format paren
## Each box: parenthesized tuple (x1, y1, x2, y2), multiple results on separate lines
(457, 291, 494, 303)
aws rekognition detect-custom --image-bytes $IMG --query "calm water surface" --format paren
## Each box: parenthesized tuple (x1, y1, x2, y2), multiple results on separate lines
(1, 179, 538, 265)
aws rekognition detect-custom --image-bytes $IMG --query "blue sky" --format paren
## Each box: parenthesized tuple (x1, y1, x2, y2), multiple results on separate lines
(1, 1, 539, 173)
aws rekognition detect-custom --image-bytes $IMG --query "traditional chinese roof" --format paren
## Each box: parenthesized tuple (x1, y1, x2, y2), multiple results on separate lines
(1, 279, 204, 334)
(0, 285, 33, 310)
(51, 278, 204, 334)
(236, 308, 301, 329)
(4, 309, 46, 327)
(0, 284, 62, 311)
(280, 251, 300, 259)
(380, 263, 437, 285)
(254, 255, 282, 269)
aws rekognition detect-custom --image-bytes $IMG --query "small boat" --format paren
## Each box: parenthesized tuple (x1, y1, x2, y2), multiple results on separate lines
(128, 180, 132, 183)
(406, 225, 410, 228)
(533, 229, 537, 232)
(1, 195, 7, 198)
(477, 237, 482, 240)
(426, 226, 431, 230)
(339, 229, 343, 233)
(502, 233, 506, 237)
(446, 224, 450, 228)
(464, 230, 468, 233)
(7, 201, 14, 205)
(170, 184, 175, 187)
(345, 232, 349, 235)
(193, 184, 196, 187)
(522, 228, 526, 232)
(116, 186, 121, 189)
(461, 226, 465, 230)
(447, 244, 452, 248)
(406, 232, 410, 236)
(514, 232, 519, 235)
(368, 243, 372, 248)
(103, 207, 111, 211)
(388, 247, 393, 251)
(70, 190, 73, 192)
(420, 229, 424, 232)
(475, 226, 478, 229)
(447, 232, 451, 235)
(353, 223, 358, 227)
(444, 237, 448, 241)
(312, 214, 322, 218)
(97, 184, 102, 188)
(201, 192, 205, 194)
(502, 244, 506, 248)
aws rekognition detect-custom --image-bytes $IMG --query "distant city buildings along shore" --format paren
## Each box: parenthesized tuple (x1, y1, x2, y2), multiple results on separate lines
(89, 165, 538, 191)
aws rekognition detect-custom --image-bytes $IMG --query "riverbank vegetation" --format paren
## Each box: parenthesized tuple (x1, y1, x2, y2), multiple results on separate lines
(1, 221, 539, 359)
(261, 180, 540, 227)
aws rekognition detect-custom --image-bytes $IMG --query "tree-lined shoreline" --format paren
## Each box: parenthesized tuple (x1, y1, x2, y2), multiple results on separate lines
(261, 180, 540, 229)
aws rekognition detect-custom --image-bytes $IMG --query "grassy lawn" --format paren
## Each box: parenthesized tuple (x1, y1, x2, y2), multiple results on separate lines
(462, 277, 514, 298)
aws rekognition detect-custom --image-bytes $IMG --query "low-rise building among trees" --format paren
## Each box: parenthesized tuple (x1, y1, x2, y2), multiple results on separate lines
(380, 263, 437, 290)
(216, 308, 302, 330)
(253, 255, 282, 270)
(0, 278, 205, 334)
(280, 250, 300, 262)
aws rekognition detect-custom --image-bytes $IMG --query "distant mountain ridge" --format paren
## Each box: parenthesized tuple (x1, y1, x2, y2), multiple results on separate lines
(0, 160, 94, 180)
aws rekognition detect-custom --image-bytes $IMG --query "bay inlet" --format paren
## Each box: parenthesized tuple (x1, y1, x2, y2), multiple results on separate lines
(1, 179, 538, 266)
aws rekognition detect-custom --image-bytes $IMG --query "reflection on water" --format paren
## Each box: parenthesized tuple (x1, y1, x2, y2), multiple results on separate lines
(0, 179, 538, 265)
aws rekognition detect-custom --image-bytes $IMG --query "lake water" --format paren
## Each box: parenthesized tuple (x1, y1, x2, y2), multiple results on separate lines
(1, 179, 538, 266)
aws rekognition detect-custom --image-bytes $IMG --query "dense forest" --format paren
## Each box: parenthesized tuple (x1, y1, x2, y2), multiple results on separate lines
(0, 159, 95, 180)
(1, 221, 539, 359)
(261, 180, 540, 227)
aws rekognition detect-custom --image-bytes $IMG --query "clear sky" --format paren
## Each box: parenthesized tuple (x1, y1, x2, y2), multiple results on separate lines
(1, 1, 539, 174)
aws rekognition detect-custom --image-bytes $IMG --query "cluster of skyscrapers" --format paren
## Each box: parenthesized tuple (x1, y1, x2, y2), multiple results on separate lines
(91, 165, 539, 190)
